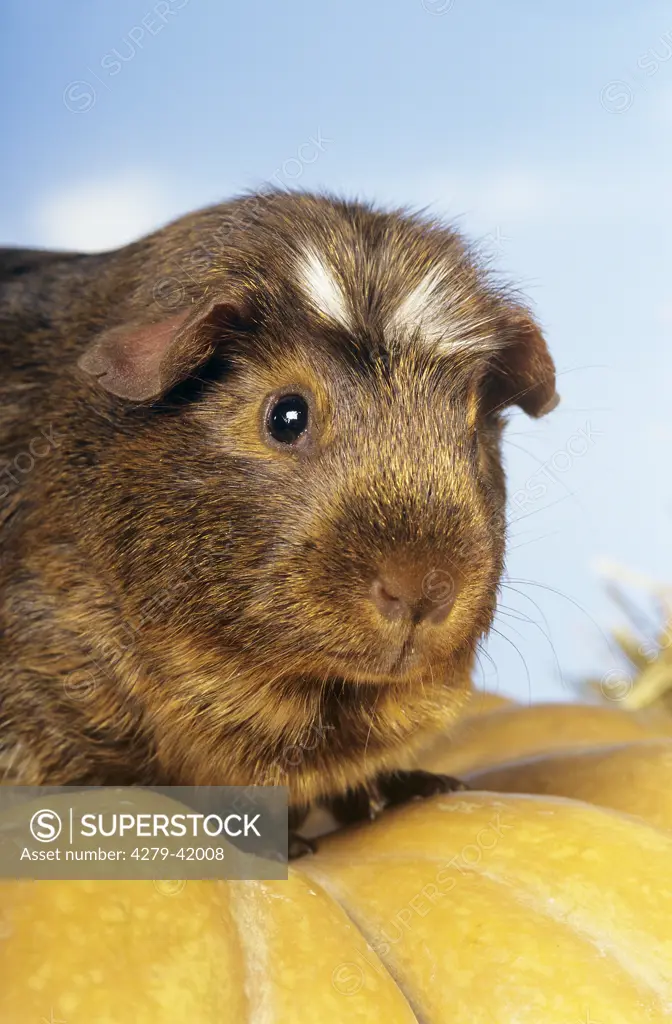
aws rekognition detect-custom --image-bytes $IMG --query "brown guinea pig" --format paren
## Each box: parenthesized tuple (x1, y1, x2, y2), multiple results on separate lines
(0, 190, 558, 835)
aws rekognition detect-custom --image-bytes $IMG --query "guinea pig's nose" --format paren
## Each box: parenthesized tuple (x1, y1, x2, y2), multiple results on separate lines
(369, 564, 457, 626)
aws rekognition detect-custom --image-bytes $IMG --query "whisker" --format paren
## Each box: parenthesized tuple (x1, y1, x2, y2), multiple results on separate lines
(506, 490, 577, 527)
(488, 624, 533, 705)
(363, 686, 382, 764)
(497, 604, 536, 626)
(497, 595, 565, 692)
(501, 577, 620, 662)
(474, 638, 502, 695)
(508, 530, 561, 552)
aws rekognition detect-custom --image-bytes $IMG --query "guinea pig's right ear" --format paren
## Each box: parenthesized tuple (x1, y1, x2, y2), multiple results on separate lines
(485, 304, 560, 418)
(77, 299, 246, 401)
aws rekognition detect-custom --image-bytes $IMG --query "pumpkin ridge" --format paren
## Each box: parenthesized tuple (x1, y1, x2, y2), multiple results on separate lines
(305, 859, 669, 1022)
(230, 873, 420, 1022)
(297, 866, 430, 1024)
(307, 794, 672, 1011)
(471, 866, 672, 1014)
(228, 881, 271, 1024)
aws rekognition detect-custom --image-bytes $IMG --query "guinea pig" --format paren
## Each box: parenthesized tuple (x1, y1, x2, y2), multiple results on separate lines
(0, 190, 558, 845)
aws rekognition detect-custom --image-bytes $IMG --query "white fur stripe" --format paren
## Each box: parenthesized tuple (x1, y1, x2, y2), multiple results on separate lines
(391, 268, 498, 352)
(295, 246, 351, 328)
(390, 267, 448, 343)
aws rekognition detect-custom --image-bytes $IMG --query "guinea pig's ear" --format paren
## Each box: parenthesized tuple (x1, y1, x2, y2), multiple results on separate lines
(77, 299, 245, 401)
(485, 305, 560, 417)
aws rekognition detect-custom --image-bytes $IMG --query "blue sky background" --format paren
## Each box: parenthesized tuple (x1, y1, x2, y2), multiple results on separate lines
(2, 0, 671, 703)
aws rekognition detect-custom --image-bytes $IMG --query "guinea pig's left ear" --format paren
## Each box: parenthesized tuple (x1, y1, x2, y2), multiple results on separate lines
(486, 305, 560, 417)
(77, 298, 245, 401)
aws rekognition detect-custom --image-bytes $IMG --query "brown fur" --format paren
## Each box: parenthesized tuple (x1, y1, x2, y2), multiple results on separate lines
(0, 190, 557, 806)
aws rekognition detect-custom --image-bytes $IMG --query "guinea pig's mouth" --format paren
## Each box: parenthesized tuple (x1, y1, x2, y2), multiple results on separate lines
(294, 587, 493, 686)
(313, 637, 448, 686)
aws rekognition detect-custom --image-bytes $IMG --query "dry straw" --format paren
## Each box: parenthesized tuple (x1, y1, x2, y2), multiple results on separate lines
(584, 560, 672, 716)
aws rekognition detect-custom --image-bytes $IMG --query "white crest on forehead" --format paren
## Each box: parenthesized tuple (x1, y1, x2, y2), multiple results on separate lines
(295, 246, 351, 329)
(390, 266, 448, 344)
(390, 265, 498, 353)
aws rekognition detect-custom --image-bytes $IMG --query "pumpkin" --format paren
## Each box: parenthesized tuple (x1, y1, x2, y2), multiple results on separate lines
(2, 698, 672, 1024)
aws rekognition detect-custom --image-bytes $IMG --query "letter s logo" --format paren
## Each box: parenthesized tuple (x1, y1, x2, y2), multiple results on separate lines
(29, 809, 63, 843)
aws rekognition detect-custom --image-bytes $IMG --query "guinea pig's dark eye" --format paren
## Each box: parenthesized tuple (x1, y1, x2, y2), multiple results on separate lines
(266, 394, 309, 445)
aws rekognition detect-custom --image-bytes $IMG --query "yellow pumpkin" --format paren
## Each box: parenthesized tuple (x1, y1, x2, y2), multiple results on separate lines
(2, 698, 672, 1023)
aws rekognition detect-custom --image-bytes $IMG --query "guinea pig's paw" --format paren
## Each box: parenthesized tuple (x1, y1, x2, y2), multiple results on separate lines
(376, 769, 470, 808)
(327, 784, 379, 827)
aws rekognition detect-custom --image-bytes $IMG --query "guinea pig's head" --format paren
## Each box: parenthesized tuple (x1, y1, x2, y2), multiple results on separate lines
(76, 192, 558, 694)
